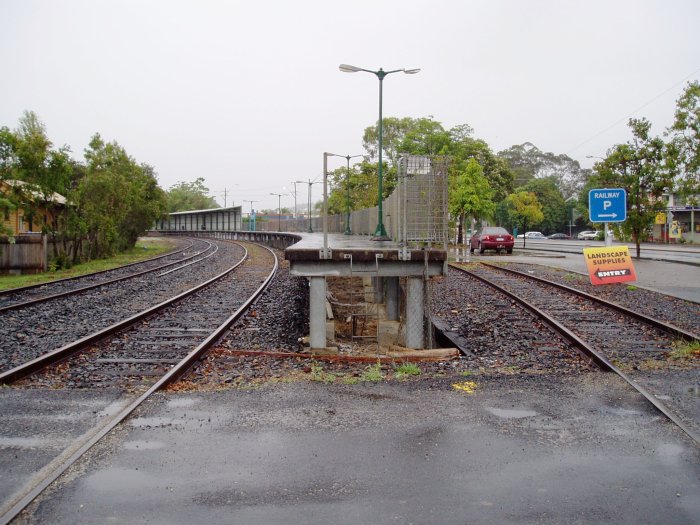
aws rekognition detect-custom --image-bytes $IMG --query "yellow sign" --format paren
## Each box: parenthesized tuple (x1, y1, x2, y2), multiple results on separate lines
(583, 246, 637, 286)
(655, 212, 666, 225)
(670, 221, 682, 239)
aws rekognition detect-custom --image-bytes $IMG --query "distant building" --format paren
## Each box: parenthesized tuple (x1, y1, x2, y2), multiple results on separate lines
(156, 206, 243, 232)
(0, 179, 67, 235)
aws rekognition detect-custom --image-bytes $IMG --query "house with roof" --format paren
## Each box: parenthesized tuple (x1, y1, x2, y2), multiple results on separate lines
(1, 179, 67, 236)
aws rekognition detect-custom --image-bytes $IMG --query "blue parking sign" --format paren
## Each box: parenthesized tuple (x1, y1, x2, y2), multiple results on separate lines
(589, 188, 627, 223)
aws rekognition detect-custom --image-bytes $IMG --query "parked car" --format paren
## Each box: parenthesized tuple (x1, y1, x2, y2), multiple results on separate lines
(547, 233, 570, 240)
(470, 226, 515, 254)
(516, 231, 546, 239)
(577, 230, 598, 240)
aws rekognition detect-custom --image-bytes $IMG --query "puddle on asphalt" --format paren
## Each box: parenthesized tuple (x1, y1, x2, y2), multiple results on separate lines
(84, 467, 154, 493)
(167, 397, 199, 408)
(0, 437, 51, 448)
(123, 440, 166, 450)
(97, 400, 131, 418)
(599, 406, 643, 417)
(486, 407, 538, 419)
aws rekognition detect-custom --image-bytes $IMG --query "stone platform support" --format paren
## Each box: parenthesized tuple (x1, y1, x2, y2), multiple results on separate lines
(309, 276, 327, 349)
(405, 276, 424, 349)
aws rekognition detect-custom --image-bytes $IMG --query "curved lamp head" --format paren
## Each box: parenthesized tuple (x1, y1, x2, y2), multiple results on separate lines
(339, 64, 362, 73)
(403, 68, 421, 74)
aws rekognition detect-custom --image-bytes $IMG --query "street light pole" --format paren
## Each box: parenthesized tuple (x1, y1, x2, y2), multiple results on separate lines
(340, 63, 420, 240)
(326, 153, 363, 234)
(270, 192, 283, 231)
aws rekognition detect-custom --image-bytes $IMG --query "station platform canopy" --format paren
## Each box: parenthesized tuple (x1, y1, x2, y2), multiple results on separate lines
(157, 206, 242, 232)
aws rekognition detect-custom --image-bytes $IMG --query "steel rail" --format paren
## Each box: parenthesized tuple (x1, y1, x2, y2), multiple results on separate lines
(478, 261, 699, 342)
(1, 240, 222, 383)
(0, 240, 214, 313)
(0, 239, 194, 297)
(0, 243, 279, 525)
(451, 263, 700, 447)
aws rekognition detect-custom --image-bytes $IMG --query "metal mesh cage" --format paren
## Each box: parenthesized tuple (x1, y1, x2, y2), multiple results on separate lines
(396, 155, 450, 248)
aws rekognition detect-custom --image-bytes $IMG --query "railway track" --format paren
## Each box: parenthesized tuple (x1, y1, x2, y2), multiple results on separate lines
(0, 238, 245, 375)
(0, 237, 211, 311)
(446, 261, 700, 445)
(0, 241, 278, 524)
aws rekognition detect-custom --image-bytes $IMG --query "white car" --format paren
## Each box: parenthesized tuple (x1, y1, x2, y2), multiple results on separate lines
(517, 231, 546, 239)
(577, 231, 598, 240)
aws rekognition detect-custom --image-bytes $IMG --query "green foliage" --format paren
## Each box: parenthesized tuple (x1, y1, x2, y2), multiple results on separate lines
(669, 340, 700, 360)
(449, 158, 496, 243)
(394, 362, 421, 379)
(498, 142, 591, 199)
(360, 361, 384, 382)
(590, 118, 672, 258)
(517, 177, 567, 234)
(667, 81, 700, 197)
(74, 134, 167, 259)
(1, 113, 166, 262)
(308, 361, 337, 383)
(166, 177, 220, 212)
(502, 191, 544, 236)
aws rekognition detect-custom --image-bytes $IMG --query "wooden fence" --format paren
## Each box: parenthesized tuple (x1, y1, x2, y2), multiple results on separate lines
(0, 234, 47, 274)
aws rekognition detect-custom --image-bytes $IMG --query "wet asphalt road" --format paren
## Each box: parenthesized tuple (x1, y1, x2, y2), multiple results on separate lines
(14, 373, 700, 525)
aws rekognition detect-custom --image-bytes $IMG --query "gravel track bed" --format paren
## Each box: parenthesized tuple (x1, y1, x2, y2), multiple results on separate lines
(503, 262, 700, 336)
(431, 270, 598, 374)
(462, 263, 677, 362)
(176, 254, 597, 392)
(0, 239, 245, 374)
(17, 242, 276, 391)
(456, 262, 700, 440)
(0, 236, 198, 308)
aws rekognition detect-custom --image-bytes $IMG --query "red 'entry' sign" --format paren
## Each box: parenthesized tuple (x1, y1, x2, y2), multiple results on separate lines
(583, 246, 637, 286)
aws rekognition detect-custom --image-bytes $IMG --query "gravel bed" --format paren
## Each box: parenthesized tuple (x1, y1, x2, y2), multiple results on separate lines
(17, 242, 276, 391)
(176, 254, 598, 392)
(0, 240, 246, 374)
(503, 262, 700, 336)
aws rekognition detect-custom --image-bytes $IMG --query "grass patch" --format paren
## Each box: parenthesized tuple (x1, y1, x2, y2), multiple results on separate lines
(0, 238, 176, 291)
(394, 362, 421, 380)
(308, 361, 337, 383)
(626, 285, 638, 291)
(360, 362, 384, 382)
(563, 273, 582, 282)
(669, 340, 700, 361)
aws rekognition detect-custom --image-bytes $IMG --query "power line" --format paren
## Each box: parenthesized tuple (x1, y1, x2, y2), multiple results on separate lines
(567, 67, 700, 155)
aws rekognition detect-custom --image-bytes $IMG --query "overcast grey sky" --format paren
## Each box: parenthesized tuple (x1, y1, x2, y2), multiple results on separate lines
(1, 0, 698, 212)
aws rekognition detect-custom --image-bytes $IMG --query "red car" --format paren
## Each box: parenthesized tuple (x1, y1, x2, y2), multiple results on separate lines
(469, 226, 515, 254)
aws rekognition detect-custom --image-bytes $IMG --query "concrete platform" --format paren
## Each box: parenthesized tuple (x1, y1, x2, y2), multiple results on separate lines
(286, 234, 448, 350)
(285, 233, 447, 275)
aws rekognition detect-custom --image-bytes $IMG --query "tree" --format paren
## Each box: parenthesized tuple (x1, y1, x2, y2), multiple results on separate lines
(449, 158, 496, 244)
(667, 81, 700, 198)
(502, 191, 544, 248)
(166, 177, 219, 212)
(498, 142, 590, 199)
(591, 118, 671, 258)
(449, 135, 514, 201)
(75, 134, 167, 258)
(518, 177, 567, 234)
